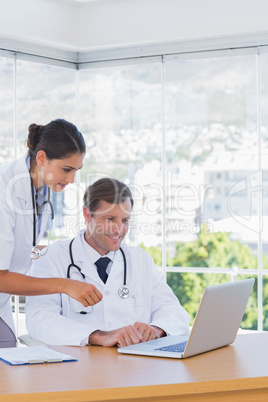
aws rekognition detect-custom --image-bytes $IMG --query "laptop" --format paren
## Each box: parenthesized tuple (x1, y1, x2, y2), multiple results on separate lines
(118, 278, 254, 359)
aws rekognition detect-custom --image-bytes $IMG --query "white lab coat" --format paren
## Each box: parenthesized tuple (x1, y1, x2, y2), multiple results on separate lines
(26, 230, 190, 345)
(0, 156, 49, 335)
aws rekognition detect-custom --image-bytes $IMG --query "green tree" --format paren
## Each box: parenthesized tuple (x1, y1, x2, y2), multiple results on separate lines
(172, 229, 257, 270)
(140, 243, 173, 267)
(143, 227, 258, 329)
(140, 244, 163, 266)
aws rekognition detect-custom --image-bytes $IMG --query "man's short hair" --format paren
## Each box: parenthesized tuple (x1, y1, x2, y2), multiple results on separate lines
(83, 178, 133, 213)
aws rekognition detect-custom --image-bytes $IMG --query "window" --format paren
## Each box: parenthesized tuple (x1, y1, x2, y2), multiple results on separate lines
(0, 56, 14, 163)
(78, 61, 163, 247)
(1, 46, 267, 333)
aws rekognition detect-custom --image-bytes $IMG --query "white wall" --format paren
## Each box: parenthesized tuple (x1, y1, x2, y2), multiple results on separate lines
(0, 0, 78, 49)
(78, 0, 268, 49)
(1, 0, 268, 60)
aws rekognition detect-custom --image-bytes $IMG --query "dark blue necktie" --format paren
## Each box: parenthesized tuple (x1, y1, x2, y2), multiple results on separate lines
(95, 257, 110, 283)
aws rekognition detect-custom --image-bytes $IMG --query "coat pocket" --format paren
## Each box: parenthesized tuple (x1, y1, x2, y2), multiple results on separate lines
(126, 295, 144, 323)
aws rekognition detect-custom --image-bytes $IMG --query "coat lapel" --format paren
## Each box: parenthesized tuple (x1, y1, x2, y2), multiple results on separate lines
(12, 157, 34, 224)
(106, 248, 124, 283)
(71, 234, 104, 285)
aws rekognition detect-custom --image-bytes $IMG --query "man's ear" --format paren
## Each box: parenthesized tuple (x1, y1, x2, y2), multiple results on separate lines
(83, 205, 92, 223)
(36, 150, 47, 167)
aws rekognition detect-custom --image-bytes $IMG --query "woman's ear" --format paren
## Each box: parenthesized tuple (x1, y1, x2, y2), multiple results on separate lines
(36, 150, 47, 167)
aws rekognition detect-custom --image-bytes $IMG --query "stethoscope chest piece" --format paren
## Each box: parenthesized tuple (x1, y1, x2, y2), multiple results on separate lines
(118, 286, 130, 299)
(31, 246, 41, 260)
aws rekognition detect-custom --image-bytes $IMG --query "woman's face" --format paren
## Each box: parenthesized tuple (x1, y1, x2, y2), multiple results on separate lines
(35, 151, 85, 192)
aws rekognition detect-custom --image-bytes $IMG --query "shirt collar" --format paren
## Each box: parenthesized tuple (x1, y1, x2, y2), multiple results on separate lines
(81, 233, 115, 264)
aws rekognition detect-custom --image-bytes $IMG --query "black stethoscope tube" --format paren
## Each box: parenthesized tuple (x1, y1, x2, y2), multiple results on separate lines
(120, 244, 127, 287)
(30, 176, 54, 259)
(67, 238, 86, 280)
(30, 177, 37, 248)
(67, 238, 129, 298)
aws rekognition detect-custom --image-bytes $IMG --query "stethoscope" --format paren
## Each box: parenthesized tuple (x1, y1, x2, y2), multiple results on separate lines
(30, 177, 54, 260)
(67, 238, 130, 300)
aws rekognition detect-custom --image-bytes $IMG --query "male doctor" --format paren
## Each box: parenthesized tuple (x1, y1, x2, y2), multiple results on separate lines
(26, 178, 190, 347)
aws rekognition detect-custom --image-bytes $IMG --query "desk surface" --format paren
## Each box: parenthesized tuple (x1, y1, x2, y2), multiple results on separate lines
(0, 332, 268, 401)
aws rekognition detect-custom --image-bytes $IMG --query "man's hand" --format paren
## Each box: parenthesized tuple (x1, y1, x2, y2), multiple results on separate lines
(63, 280, 103, 307)
(88, 323, 166, 347)
(133, 322, 166, 342)
(88, 326, 143, 347)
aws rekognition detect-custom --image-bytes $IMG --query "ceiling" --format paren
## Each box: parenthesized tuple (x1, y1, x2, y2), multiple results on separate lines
(54, 0, 109, 3)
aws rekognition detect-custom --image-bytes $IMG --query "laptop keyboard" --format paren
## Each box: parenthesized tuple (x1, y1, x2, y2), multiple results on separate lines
(155, 341, 187, 353)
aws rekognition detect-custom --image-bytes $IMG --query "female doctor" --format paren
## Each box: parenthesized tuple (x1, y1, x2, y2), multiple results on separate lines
(0, 119, 102, 348)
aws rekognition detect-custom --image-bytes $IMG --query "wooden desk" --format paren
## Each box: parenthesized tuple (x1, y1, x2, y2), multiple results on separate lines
(0, 332, 268, 401)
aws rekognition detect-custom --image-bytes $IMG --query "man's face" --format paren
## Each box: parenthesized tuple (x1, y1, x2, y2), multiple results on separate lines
(83, 199, 132, 255)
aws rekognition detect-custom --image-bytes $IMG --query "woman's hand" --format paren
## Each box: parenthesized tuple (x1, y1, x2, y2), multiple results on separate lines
(63, 279, 103, 307)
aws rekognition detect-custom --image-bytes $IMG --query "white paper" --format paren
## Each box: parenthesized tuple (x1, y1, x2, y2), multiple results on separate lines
(0, 346, 77, 365)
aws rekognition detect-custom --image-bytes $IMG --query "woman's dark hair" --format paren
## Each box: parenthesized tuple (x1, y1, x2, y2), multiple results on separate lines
(84, 178, 134, 213)
(26, 119, 86, 160)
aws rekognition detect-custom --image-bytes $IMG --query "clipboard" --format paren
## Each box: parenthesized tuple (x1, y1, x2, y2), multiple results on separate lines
(0, 346, 77, 366)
